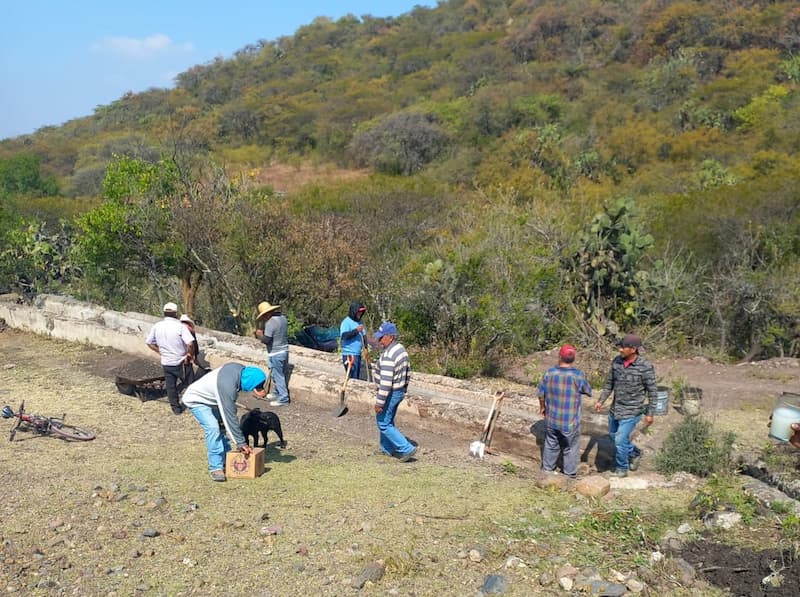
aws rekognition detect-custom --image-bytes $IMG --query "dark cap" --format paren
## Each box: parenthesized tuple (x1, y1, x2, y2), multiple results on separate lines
(618, 333, 643, 348)
(558, 344, 576, 360)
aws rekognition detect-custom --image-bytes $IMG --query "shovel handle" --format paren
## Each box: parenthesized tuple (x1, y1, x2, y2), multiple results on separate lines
(341, 356, 354, 391)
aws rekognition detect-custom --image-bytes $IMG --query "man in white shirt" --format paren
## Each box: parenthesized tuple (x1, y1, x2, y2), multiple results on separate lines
(146, 302, 195, 415)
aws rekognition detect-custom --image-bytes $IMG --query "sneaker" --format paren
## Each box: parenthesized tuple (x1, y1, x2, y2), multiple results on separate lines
(628, 453, 641, 471)
(399, 446, 418, 462)
(269, 400, 290, 407)
(610, 469, 628, 478)
(210, 470, 226, 482)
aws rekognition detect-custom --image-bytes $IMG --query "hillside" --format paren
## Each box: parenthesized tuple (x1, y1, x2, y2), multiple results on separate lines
(1, 0, 800, 376)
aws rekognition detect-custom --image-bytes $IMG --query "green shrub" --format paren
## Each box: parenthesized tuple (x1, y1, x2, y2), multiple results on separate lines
(655, 417, 735, 477)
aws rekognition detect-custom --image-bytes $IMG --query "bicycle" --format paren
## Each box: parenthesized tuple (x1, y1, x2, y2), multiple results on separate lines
(2, 401, 96, 442)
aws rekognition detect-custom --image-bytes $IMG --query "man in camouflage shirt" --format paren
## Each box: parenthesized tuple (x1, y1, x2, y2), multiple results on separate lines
(594, 334, 657, 477)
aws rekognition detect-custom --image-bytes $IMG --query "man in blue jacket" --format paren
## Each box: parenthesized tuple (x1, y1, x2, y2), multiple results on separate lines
(182, 363, 267, 482)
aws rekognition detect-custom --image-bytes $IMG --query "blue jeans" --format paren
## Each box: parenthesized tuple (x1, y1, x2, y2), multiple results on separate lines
(189, 404, 230, 472)
(608, 413, 642, 472)
(269, 352, 290, 403)
(342, 354, 361, 379)
(376, 390, 414, 457)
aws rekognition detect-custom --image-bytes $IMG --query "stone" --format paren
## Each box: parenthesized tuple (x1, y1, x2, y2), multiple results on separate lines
(626, 578, 645, 593)
(677, 523, 692, 534)
(141, 528, 159, 538)
(351, 561, 385, 589)
(575, 475, 610, 498)
(468, 545, 488, 562)
(536, 472, 567, 490)
(481, 574, 508, 594)
(558, 577, 574, 591)
(703, 511, 742, 530)
(538, 571, 554, 586)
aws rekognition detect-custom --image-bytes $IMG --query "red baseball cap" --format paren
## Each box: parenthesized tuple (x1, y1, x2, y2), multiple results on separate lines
(559, 344, 576, 360)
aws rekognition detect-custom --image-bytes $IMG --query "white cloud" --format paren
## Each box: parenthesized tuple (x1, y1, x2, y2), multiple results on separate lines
(91, 34, 194, 59)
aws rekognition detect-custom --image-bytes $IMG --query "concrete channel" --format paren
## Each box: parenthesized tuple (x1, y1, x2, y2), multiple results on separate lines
(0, 293, 612, 462)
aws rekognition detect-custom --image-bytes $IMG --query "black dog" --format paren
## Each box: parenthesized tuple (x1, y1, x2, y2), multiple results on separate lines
(240, 408, 286, 448)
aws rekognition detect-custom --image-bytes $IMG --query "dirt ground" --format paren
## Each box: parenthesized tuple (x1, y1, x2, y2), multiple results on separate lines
(2, 328, 800, 596)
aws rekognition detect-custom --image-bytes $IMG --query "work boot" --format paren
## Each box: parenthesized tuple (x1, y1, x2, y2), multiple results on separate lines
(628, 453, 641, 471)
(210, 470, 226, 482)
(399, 445, 418, 462)
(610, 469, 628, 478)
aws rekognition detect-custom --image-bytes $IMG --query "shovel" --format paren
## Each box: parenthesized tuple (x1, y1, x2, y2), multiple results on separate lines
(361, 337, 373, 383)
(470, 391, 505, 459)
(255, 368, 272, 401)
(333, 356, 353, 417)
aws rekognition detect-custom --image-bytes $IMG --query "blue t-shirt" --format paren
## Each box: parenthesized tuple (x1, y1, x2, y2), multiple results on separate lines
(340, 317, 363, 355)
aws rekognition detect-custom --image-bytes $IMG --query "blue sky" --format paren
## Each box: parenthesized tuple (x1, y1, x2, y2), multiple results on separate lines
(0, 1, 435, 140)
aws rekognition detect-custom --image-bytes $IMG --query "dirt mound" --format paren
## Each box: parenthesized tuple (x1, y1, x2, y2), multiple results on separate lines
(682, 540, 799, 595)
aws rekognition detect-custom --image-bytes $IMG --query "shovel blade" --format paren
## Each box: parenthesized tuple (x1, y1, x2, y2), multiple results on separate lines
(333, 390, 348, 417)
(469, 440, 481, 457)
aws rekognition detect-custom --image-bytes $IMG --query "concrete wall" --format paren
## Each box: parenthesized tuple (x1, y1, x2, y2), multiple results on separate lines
(0, 293, 611, 459)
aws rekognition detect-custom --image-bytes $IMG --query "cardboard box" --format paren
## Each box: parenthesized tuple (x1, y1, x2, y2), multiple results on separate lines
(225, 448, 265, 479)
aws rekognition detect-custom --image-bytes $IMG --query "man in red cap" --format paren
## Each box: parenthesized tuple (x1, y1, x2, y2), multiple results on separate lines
(594, 333, 658, 477)
(537, 344, 593, 478)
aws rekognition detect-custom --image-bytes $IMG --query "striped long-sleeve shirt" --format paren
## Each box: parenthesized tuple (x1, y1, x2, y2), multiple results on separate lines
(374, 340, 410, 407)
(598, 355, 658, 418)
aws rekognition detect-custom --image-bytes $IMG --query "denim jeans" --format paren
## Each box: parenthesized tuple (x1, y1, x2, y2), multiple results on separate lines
(541, 425, 581, 478)
(189, 404, 230, 472)
(376, 390, 414, 457)
(341, 354, 361, 379)
(608, 413, 642, 472)
(269, 351, 290, 403)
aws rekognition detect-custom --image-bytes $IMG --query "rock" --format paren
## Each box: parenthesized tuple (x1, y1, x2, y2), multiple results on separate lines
(351, 561, 385, 589)
(536, 472, 568, 490)
(260, 525, 282, 535)
(573, 567, 602, 590)
(141, 528, 159, 538)
(260, 512, 270, 521)
(481, 574, 508, 594)
(504, 556, 525, 568)
(575, 475, 610, 498)
(703, 511, 742, 530)
(558, 576, 574, 591)
(626, 577, 645, 593)
(677, 523, 692, 534)
(468, 545, 488, 562)
(672, 557, 696, 586)
(650, 551, 664, 563)
(538, 571, 554, 586)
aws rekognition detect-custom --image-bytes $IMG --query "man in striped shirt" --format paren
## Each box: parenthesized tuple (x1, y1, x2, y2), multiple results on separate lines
(372, 322, 417, 462)
(537, 344, 592, 478)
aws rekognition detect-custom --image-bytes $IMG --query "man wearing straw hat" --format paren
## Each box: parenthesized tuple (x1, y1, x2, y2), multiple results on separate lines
(255, 301, 291, 406)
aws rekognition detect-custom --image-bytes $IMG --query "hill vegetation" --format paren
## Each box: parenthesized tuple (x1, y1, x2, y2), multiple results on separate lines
(2, 0, 800, 375)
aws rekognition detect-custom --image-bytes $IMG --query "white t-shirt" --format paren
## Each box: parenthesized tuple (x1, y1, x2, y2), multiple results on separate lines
(145, 317, 194, 366)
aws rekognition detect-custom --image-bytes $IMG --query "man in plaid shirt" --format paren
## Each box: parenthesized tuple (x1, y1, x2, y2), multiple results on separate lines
(537, 344, 592, 478)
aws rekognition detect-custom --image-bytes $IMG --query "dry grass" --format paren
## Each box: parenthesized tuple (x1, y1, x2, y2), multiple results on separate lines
(0, 330, 781, 596)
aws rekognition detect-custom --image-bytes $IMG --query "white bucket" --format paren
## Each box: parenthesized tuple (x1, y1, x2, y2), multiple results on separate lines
(769, 393, 800, 442)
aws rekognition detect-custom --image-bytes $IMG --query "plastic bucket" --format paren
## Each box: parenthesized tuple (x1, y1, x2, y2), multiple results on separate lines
(678, 386, 703, 417)
(769, 392, 800, 442)
(653, 386, 669, 416)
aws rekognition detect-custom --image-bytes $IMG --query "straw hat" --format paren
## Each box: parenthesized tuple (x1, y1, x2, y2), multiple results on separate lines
(179, 314, 194, 325)
(256, 301, 280, 320)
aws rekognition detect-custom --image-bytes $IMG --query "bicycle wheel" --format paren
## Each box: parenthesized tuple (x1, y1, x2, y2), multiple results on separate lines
(49, 420, 96, 441)
(8, 401, 25, 442)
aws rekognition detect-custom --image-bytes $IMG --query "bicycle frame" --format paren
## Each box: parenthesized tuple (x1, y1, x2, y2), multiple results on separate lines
(2, 401, 95, 442)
